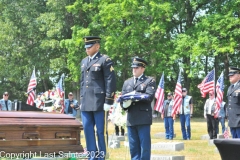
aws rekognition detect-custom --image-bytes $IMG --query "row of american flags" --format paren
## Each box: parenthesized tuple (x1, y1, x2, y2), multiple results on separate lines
(26, 69, 65, 113)
(153, 68, 229, 138)
(154, 69, 224, 118)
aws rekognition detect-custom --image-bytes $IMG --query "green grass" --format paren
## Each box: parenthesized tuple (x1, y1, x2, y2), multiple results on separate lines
(80, 117, 222, 160)
(0, 117, 221, 160)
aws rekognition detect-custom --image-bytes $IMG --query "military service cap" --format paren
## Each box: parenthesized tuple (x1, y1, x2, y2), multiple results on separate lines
(229, 67, 240, 76)
(167, 92, 173, 96)
(131, 57, 148, 68)
(83, 36, 101, 48)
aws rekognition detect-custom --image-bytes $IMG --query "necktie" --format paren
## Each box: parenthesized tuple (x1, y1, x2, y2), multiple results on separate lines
(135, 77, 138, 85)
(87, 58, 92, 65)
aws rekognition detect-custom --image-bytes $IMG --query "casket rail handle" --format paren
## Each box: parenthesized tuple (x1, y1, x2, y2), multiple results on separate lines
(0, 132, 5, 140)
(55, 132, 72, 139)
(23, 132, 39, 139)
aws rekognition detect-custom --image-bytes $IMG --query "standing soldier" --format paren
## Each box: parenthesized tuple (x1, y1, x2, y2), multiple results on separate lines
(227, 67, 240, 138)
(80, 36, 116, 159)
(120, 57, 156, 160)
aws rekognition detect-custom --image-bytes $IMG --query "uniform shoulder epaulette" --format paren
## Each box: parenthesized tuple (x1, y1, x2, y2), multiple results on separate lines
(147, 76, 155, 82)
(101, 54, 113, 62)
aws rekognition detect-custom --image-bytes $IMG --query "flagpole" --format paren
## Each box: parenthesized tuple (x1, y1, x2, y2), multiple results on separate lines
(214, 68, 216, 98)
(62, 74, 65, 97)
(62, 73, 65, 112)
(34, 66, 36, 99)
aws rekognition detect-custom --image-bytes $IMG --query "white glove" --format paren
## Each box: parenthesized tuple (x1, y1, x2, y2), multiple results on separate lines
(104, 103, 111, 111)
(123, 100, 132, 108)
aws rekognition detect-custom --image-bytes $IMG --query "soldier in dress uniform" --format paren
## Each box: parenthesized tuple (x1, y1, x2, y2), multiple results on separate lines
(227, 67, 240, 138)
(80, 36, 116, 159)
(120, 57, 156, 160)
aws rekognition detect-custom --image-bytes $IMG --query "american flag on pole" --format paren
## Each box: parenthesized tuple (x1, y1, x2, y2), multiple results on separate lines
(56, 74, 65, 113)
(214, 72, 224, 118)
(171, 71, 182, 117)
(154, 73, 164, 113)
(26, 69, 37, 106)
(197, 69, 215, 98)
(56, 74, 64, 98)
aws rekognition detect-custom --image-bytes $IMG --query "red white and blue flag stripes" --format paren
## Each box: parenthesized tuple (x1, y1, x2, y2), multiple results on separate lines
(171, 71, 182, 117)
(214, 72, 224, 118)
(197, 69, 215, 98)
(154, 73, 165, 113)
(26, 69, 37, 106)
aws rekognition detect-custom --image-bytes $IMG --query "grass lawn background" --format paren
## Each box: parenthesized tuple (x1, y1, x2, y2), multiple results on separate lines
(80, 117, 222, 160)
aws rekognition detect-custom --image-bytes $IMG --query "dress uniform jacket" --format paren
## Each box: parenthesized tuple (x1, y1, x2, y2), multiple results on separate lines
(121, 75, 156, 126)
(227, 80, 240, 127)
(0, 99, 12, 111)
(80, 52, 116, 111)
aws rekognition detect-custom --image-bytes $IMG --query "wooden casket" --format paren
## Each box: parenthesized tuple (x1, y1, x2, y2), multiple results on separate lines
(0, 111, 83, 155)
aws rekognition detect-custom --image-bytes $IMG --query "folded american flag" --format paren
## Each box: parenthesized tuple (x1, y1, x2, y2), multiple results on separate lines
(117, 91, 151, 102)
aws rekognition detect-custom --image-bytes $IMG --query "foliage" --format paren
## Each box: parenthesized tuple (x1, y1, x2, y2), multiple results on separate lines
(0, 0, 239, 116)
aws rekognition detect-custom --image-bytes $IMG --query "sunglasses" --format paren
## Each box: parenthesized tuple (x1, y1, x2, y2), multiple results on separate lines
(182, 91, 186, 92)
(4, 94, 8, 96)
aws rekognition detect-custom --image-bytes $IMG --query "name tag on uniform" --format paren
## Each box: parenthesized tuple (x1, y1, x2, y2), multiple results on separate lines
(93, 64, 100, 66)
(140, 84, 145, 90)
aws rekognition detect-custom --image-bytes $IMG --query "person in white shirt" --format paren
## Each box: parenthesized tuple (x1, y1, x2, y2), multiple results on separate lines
(204, 90, 217, 139)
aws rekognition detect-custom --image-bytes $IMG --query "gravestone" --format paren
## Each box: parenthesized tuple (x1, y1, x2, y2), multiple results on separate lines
(109, 134, 125, 141)
(151, 155, 185, 160)
(208, 139, 214, 146)
(124, 141, 129, 147)
(201, 134, 210, 140)
(109, 140, 120, 148)
(217, 134, 224, 139)
(152, 142, 184, 151)
(154, 132, 176, 139)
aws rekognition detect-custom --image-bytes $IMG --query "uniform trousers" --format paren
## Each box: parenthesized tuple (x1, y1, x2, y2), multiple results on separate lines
(164, 117, 174, 139)
(230, 127, 240, 138)
(179, 114, 191, 140)
(81, 111, 107, 160)
(127, 124, 151, 160)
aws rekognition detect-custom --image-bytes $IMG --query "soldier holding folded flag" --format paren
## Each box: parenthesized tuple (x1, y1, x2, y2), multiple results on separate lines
(120, 57, 156, 160)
